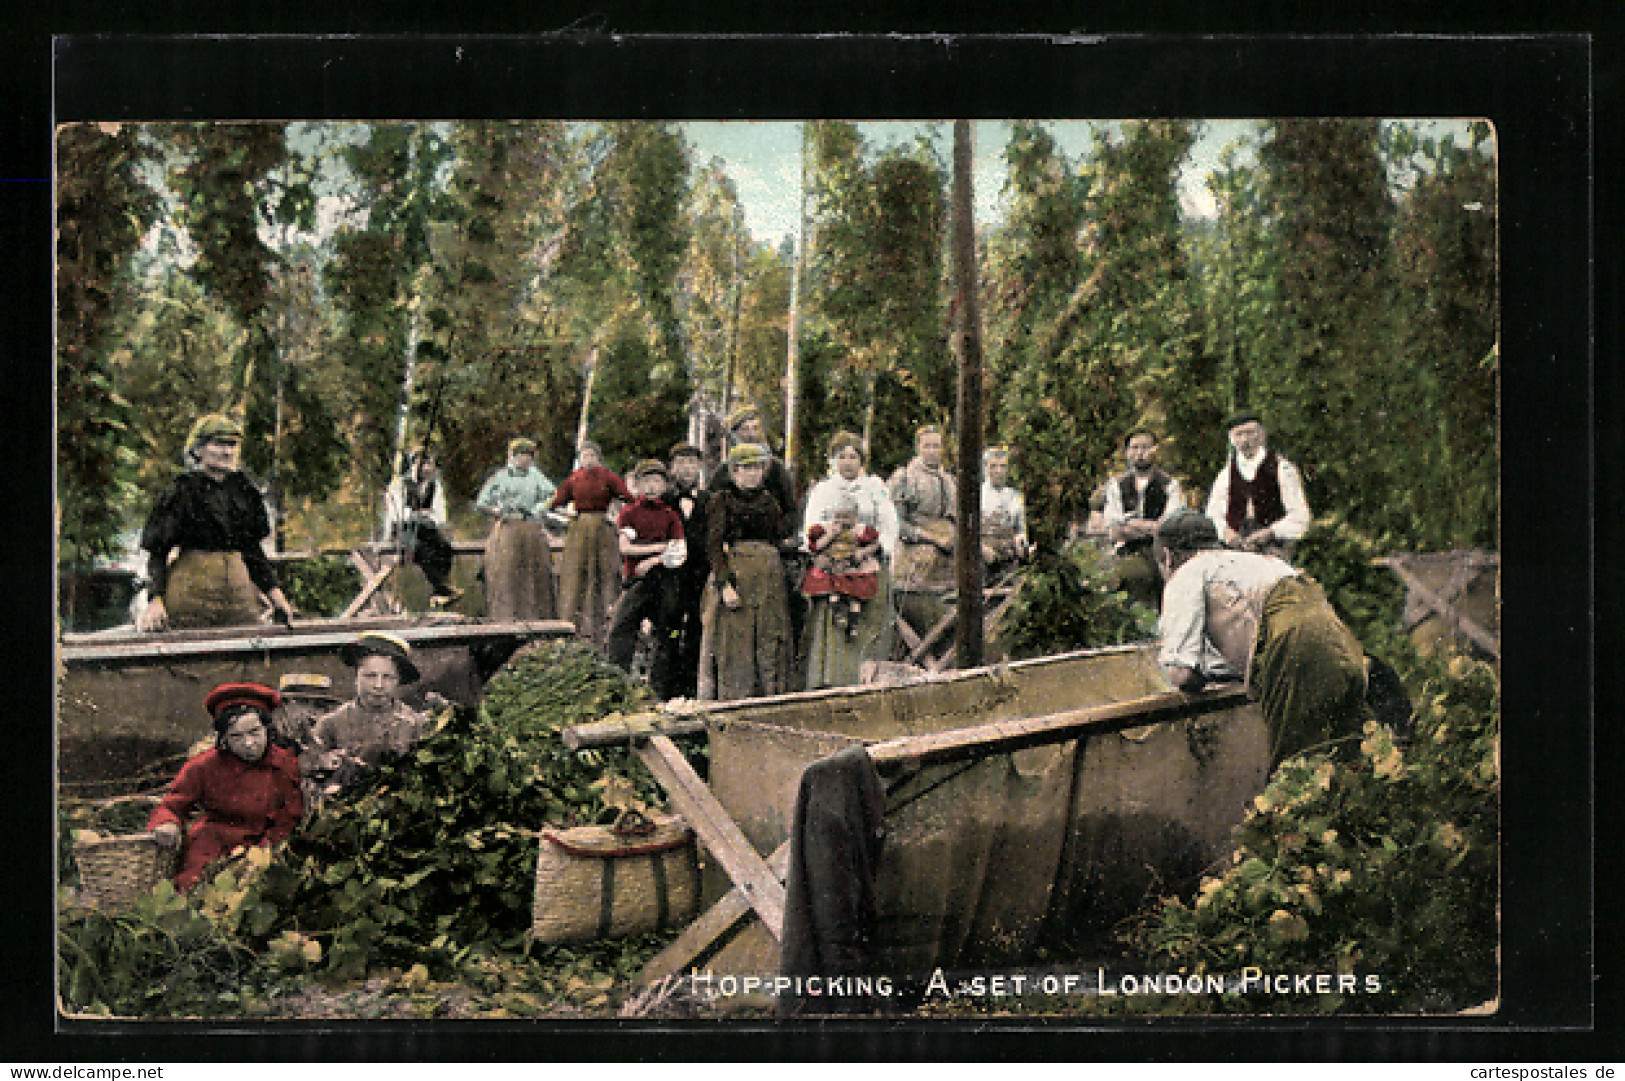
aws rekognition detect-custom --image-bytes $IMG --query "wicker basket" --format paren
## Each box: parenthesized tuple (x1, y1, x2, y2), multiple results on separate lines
(531, 812, 699, 946)
(73, 832, 176, 911)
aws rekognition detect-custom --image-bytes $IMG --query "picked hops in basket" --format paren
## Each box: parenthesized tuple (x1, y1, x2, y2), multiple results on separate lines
(531, 810, 699, 946)
(72, 831, 176, 911)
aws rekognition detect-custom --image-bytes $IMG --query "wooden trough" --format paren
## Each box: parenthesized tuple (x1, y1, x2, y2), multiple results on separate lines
(58, 614, 575, 783)
(564, 644, 1270, 992)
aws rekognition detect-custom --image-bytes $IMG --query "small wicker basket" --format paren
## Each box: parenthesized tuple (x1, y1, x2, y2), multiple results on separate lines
(73, 832, 176, 911)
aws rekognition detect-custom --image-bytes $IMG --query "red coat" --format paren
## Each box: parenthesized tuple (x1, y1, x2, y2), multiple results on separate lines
(148, 744, 303, 891)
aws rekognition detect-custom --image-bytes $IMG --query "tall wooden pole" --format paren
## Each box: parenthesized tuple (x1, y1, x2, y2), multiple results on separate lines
(575, 345, 600, 460)
(952, 120, 986, 669)
(783, 123, 810, 478)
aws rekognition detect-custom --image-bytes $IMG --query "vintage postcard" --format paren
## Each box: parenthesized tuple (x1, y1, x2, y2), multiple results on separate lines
(44, 32, 1591, 1053)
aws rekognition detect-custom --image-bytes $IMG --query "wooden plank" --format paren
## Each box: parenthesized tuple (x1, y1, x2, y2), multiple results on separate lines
(893, 612, 924, 654)
(638, 843, 791, 986)
(1382, 560, 1501, 660)
(865, 686, 1250, 772)
(633, 734, 786, 940)
(562, 711, 709, 751)
(61, 619, 574, 663)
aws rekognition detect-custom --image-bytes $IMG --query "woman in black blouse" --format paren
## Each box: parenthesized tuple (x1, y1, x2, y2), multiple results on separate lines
(136, 414, 295, 632)
(697, 443, 793, 701)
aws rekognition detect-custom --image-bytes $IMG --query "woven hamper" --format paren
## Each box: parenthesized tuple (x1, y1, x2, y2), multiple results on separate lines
(531, 812, 699, 946)
(73, 833, 176, 911)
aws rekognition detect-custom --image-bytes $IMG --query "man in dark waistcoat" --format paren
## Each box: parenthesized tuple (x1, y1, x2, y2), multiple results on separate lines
(1102, 429, 1185, 608)
(1203, 412, 1311, 561)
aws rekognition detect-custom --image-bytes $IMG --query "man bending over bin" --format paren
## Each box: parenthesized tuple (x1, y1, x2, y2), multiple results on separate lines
(1154, 509, 1369, 767)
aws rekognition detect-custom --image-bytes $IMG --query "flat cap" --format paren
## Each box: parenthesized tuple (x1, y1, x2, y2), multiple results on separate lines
(1156, 509, 1221, 551)
(187, 414, 242, 448)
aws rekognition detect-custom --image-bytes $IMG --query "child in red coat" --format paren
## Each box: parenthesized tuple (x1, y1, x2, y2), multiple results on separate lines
(149, 682, 303, 892)
(800, 502, 882, 636)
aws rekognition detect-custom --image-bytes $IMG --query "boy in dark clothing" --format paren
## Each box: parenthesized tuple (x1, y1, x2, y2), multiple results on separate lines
(606, 459, 686, 699)
(667, 443, 710, 699)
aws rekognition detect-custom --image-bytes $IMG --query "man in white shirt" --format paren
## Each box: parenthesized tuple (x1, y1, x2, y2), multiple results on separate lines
(979, 446, 1029, 574)
(1204, 412, 1310, 560)
(1103, 429, 1185, 607)
(1155, 510, 1368, 768)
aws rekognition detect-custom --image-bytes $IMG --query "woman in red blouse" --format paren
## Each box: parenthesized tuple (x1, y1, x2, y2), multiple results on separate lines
(148, 682, 304, 891)
(550, 440, 634, 647)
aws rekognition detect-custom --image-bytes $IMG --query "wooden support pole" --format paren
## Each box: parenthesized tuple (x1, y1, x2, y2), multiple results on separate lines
(632, 734, 787, 940)
(951, 119, 985, 671)
(864, 686, 1250, 772)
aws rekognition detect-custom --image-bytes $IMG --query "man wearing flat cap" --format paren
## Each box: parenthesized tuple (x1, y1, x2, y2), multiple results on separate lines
(1154, 509, 1369, 767)
(1204, 412, 1310, 560)
(307, 631, 432, 793)
(667, 443, 711, 698)
(606, 459, 687, 698)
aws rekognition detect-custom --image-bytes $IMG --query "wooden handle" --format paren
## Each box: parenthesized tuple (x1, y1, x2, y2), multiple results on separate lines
(864, 686, 1250, 772)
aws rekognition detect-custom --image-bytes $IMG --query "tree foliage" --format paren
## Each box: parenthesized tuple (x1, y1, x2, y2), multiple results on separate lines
(56, 123, 162, 563)
(1384, 131, 1498, 548)
(167, 123, 347, 510)
(801, 123, 952, 479)
(990, 122, 1210, 546)
(1249, 120, 1396, 530)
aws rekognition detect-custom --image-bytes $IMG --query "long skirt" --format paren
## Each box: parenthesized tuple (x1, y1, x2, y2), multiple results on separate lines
(557, 514, 620, 645)
(165, 550, 264, 628)
(802, 563, 894, 691)
(698, 542, 791, 702)
(484, 520, 556, 621)
(1252, 576, 1370, 766)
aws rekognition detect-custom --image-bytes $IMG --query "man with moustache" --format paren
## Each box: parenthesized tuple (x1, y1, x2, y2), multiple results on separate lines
(1103, 429, 1186, 608)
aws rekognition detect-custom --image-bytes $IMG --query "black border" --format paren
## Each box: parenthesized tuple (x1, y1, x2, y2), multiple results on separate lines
(8, 18, 1614, 1064)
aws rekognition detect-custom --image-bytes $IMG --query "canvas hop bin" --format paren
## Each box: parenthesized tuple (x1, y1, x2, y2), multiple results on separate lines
(561, 644, 1275, 988)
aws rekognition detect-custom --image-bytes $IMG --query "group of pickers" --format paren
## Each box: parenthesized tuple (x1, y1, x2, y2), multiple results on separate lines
(376, 405, 1039, 703)
(129, 402, 1394, 878)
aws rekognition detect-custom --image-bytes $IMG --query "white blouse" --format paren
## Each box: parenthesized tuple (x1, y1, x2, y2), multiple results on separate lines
(801, 472, 900, 560)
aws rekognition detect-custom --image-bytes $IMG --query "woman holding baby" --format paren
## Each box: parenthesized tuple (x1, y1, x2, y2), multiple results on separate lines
(798, 431, 900, 690)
